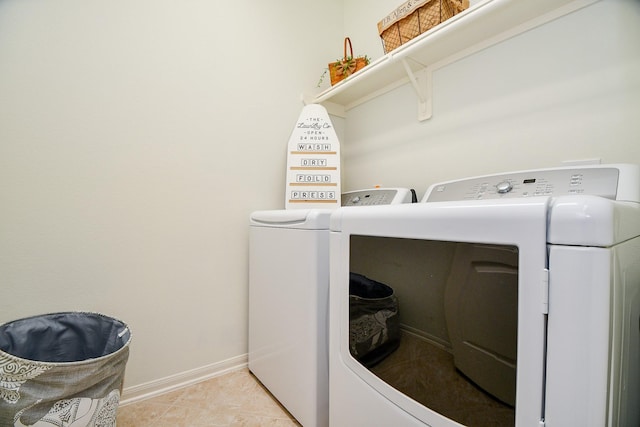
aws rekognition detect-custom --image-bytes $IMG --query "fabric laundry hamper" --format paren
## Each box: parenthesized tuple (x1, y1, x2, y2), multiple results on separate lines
(0, 312, 132, 427)
(349, 273, 400, 367)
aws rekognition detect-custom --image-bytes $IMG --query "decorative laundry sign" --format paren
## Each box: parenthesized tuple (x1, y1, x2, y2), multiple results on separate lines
(285, 104, 341, 209)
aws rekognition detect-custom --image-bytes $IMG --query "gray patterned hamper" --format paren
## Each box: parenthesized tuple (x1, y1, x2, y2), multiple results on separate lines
(0, 312, 131, 427)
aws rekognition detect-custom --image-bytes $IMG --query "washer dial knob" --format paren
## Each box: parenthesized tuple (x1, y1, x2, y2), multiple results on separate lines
(496, 181, 513, 194)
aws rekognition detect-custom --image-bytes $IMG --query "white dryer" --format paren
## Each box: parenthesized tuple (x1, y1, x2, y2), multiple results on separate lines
(248, 188, 412, 427)
(329, 164, 640, 426)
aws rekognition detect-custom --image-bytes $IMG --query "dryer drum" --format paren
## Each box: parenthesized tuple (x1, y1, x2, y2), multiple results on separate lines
(349, 273, 400, 367)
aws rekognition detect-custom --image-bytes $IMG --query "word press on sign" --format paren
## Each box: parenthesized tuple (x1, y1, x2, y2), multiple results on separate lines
(285, 104, 341, 209)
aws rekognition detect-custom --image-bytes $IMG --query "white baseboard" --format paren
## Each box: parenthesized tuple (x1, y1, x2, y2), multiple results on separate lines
(119, 353, 248, 406)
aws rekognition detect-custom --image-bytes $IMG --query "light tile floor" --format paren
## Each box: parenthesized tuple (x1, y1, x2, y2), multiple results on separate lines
(116, 368, 301, 426)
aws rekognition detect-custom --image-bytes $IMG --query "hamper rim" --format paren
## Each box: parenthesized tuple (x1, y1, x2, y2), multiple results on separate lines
(0, 311, 132, 367)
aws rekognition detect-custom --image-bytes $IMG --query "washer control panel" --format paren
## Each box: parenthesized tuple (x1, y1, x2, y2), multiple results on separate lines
(342, 188, 413, 206)
(423, 167, 620, 202)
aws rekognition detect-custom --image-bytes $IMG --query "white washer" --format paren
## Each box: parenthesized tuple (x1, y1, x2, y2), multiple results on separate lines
(329, 164, 640, 427)
(248, 188, 412, 427)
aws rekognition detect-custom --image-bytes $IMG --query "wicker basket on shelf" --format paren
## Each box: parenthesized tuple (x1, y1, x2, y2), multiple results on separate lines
(378, 0, 469, 54)
(328, 37, 369, 86)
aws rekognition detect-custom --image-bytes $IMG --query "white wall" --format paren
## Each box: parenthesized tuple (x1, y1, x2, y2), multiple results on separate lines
(0, 0, 342, 390)
(341, 0, 640, 196)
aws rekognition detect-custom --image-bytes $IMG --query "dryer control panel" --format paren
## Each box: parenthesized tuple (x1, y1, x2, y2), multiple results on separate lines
(423, 167, 621, 202)
(342, 188, 414, 206)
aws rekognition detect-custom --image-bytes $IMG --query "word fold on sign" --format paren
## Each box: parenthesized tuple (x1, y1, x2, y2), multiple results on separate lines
(285, 104, 341, 210)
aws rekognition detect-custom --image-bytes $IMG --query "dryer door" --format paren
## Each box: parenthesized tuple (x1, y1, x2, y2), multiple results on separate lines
(445, 243, 519, 406)
(330, 197, 550, 427)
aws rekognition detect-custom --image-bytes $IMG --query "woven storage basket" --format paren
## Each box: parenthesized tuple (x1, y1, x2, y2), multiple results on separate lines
(329, 37, 369, 86)
(378, 0, 469, 53)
